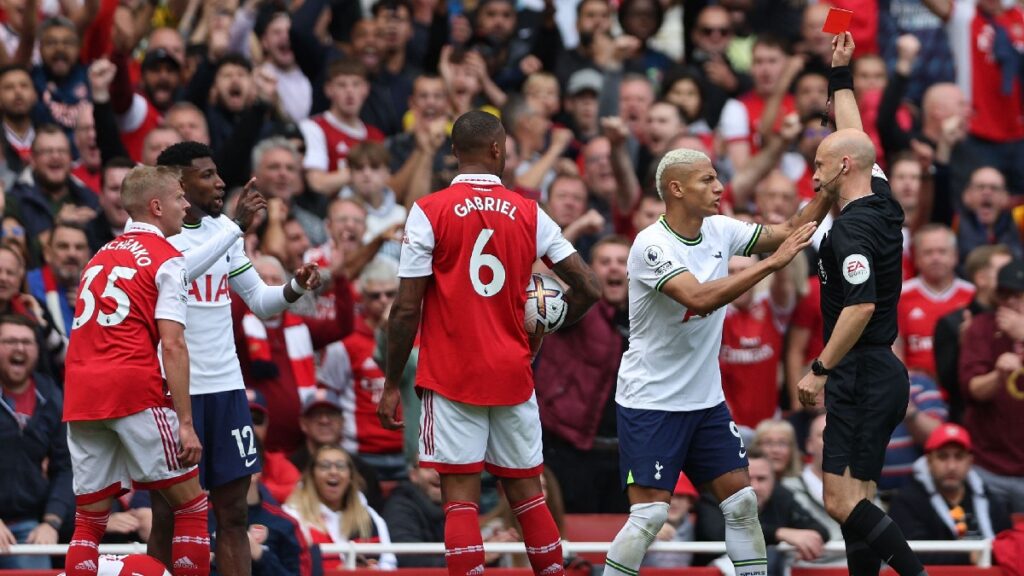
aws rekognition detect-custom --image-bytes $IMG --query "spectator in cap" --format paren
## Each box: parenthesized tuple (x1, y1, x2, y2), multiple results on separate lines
(888, 424, 1012, 565)
(960, 259, 1024, 514)
(644, 473, 697, 568)
(564, 68, 602, 142)
(290, 388, 384, 511)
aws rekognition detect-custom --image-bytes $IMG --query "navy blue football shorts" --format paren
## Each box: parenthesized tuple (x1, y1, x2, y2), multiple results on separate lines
(618, 401, 748, 492)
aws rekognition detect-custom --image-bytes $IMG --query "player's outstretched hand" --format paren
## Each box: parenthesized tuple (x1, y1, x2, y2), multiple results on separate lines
(377, 383, 404, 430)
(177, 424, 203, 468)
(831, 31, 855, 68)
(796, 370, 825, 408)
(234, 178, 267, 231)
(294, 262, 321, 291)
(769, 222, 816, 270)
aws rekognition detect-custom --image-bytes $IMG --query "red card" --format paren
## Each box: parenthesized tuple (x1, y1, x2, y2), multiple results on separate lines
(822, 8, 854, 35)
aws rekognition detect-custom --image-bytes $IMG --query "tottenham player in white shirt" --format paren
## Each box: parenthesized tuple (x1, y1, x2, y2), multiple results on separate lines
(146, 142, 322, 576)
(602, 147, 836, 576)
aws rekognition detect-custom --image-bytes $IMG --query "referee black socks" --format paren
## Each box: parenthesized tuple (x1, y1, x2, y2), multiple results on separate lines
(840, 524, 881, 576)
(842, 499, 927, 576)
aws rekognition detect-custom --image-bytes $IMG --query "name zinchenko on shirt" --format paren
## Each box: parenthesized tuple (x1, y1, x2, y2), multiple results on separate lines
(454, 196, 519, 220)
(101, 238, 153, 267)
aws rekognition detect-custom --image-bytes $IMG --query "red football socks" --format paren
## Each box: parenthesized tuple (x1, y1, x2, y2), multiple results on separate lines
(170, 494, 211, 576)
(444, 501, 485, 576)
(512, 494, 565, 576)
(66, 508, 109, 576)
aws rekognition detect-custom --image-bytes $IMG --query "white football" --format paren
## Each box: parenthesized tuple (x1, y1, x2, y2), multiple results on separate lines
(524, 273, 568, 335)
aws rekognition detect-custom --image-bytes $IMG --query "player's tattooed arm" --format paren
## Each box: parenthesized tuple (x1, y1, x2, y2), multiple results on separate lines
(750, 196, 831, 255)
(379, 276, 429, 430)
(551, 253, 602, 327)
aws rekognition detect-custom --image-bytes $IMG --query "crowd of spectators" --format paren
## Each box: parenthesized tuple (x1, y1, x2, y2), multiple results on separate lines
(1, 0, 1024, 572)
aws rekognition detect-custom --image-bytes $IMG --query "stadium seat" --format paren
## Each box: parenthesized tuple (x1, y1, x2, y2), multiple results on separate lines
(562, 513, 628, 565)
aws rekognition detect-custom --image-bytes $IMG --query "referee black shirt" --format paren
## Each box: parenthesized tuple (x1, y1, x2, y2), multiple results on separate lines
(818, 165, 905, 346)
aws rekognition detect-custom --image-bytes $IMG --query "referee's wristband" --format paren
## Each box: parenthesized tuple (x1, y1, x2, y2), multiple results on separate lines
(289, 277, 307, 295)
(829, 65, 854, 94)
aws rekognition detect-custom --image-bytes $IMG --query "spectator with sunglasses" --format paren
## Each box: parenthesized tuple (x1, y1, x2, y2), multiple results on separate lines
(319, 258, 407, 480)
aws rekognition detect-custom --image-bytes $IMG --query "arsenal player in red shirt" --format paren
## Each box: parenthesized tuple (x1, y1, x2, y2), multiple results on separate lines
(378, 111, 601, 576)
(63, 166, 210, 576)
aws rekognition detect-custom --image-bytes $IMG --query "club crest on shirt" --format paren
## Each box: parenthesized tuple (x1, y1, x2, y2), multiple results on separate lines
(842, 254, 871, 285)
(644, 245, 665, 268)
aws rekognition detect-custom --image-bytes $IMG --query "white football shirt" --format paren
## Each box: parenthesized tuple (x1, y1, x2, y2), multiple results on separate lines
(616, 215, 763, 411)
(168, 215, 291, 395)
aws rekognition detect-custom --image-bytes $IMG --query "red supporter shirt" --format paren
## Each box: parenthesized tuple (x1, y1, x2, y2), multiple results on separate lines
(399, 173, 576, 406)
(320, 318, 404, 455)
(720, 297, 785, 428)
(791, 275, 824, 364)
(898, 277, 975, 376)
(300, 111, 385, 173)
(948, 3, 1024, 142)
(720, 92, 796, 155)
(63, 222, 188, 421)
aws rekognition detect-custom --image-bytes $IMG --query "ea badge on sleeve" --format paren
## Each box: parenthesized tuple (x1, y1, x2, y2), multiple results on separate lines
(822, 7, 853, 35)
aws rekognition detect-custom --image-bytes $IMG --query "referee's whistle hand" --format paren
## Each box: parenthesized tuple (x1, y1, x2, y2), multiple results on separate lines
(377, 385, 405, 430)
(797, 372, 826, 408)
(177, 424, 203, 468)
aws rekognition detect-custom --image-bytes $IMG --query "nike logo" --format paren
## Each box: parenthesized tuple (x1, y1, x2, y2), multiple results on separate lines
(739, 448, 747, 459)
(713, 251, 722, 259)
(245, 457, 257, 467)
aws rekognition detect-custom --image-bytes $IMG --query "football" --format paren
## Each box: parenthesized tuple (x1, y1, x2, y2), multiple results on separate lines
(524, 273, 568, 336)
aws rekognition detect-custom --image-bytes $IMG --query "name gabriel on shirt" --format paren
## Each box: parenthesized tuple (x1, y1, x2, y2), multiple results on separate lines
(453, 196, 519, 220)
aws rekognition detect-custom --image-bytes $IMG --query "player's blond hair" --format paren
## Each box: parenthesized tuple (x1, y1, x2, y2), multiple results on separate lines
(120, 165, 182, 218)
(655, 148, 711, 200)
(286, 445, 374, 539)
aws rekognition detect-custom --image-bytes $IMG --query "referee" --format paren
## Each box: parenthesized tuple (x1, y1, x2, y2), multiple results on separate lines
(796, 33, 927, 576)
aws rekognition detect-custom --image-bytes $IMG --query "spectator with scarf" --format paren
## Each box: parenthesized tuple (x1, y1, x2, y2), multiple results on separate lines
(233, 254, 355, 454)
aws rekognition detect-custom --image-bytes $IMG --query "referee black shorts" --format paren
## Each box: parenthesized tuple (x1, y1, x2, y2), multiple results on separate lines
(823, 345, 908, 483)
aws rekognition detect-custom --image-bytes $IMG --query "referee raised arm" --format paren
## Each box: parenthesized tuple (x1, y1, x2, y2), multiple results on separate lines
(796, 33, 928, 576)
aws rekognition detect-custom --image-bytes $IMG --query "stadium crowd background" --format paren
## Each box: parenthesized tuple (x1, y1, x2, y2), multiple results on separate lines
(1, 0, 1023, 572)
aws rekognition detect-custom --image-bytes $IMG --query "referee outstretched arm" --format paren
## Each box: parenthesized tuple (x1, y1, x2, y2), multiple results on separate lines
(796, 32, 930, 576)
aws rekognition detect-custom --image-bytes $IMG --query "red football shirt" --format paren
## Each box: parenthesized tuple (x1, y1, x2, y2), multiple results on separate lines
(948, 3, 1024, 142)
(63, 222, 189, 421)
(720, 297, 784, 428)
(733, 90, 794, 152)
(791, 275, 824, 364)
(300, 112, 385, 173)
(399, 173, 575, 406)
(898, 277, 975, 376)
(321, 319, 404, 455)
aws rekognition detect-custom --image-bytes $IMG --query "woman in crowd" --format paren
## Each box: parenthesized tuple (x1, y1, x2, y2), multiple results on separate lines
(284, 445, 397, 571)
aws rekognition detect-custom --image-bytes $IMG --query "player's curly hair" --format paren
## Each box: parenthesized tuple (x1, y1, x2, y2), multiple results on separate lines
(156, 141, 214, 168)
